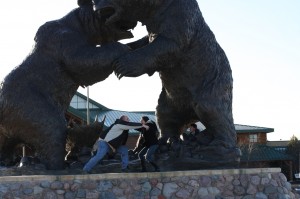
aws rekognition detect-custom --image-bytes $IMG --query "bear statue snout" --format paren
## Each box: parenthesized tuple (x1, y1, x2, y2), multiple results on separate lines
(96, 6, 116, 20)
(93, 0, 137, 37)
(93, 0, 124, 25)
(93, 0, 115, 18)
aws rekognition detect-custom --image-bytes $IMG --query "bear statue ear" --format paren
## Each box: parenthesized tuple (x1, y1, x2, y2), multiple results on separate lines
(77, 0, 93, 7)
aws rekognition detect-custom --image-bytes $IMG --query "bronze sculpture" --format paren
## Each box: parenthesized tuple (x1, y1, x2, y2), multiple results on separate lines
(0, 0, 241, 170)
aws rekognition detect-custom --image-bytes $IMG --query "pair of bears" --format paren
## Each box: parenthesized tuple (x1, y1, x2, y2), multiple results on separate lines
(0, 0, 240, 170)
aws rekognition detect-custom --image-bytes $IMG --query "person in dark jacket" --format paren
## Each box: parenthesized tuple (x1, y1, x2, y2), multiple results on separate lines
(83, 115, 143, 173)
(137, 116, 160, 172)
(188, 123, 201, 142)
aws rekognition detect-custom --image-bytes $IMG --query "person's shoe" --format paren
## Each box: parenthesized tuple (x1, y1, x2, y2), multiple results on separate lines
(150, 161, 160, 172)
(141, 168, 147, 172)
(121, 166, 130, 173)
(141, 160, 147, 172)
(82, 169, 91, 174)
(121, 168, 129, 173)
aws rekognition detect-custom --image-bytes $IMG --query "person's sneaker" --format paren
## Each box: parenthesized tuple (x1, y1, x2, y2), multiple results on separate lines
(121, 168, 130, 173)
(82, 170, 91, 174)
(154, 168, 160, 172)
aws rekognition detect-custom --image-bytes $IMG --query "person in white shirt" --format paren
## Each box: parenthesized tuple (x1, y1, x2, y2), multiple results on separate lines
(83, 115, 143, 173)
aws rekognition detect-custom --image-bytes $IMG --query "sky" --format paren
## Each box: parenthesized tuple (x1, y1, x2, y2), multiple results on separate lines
(0, 1, 299, 141)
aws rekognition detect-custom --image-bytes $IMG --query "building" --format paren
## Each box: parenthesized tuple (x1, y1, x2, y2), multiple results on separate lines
(66, 91, 294, 180)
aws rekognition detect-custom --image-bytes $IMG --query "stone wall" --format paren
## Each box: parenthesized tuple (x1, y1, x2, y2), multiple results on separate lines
(0, 168, 298, 199)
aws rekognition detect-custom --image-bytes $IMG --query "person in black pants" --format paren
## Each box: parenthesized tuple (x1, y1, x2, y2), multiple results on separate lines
(136, 116, 160, 172)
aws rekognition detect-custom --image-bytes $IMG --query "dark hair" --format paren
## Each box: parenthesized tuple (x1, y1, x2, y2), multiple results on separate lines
(190, 123, 197, 128)
(120, 115, 127, 120)
(142, 116, 149, 122)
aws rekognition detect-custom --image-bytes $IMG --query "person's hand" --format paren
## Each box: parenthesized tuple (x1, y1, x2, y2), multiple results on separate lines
(143, 124, 149, 130)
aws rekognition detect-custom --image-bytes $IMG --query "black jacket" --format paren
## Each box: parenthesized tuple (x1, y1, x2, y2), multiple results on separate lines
(137, 120, 158, 147)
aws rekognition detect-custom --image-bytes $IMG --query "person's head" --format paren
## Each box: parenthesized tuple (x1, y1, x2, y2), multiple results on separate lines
(190, 123, 197, 131)
(120, 115, 129, 122)
(140, 116, 149, 124)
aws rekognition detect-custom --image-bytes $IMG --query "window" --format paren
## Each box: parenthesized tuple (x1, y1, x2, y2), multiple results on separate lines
(249, 134, 257, 143)
(274, 147, 286, 152)
(70, 95, 97, 109)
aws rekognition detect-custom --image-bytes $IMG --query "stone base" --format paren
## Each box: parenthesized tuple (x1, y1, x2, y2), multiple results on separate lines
(0, 168, 298, 198)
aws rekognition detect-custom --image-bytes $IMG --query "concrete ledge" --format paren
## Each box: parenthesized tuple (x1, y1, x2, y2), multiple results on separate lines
(0, 167, 281, 182)
(0, 167, 297, 199)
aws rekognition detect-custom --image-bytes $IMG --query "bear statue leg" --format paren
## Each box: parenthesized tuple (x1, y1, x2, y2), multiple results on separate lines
(156, 89, 194, 142)
(156, 105, 190, 158)
(15, 108, 67, 170)
(193, 97, 236, 148)
(0, 133, 20, 166)
(0, 132, 8, 163)
(155, 89, 240, 169)
(156, 89, 197, 159)
(31, 115, 67, 170)
(10, 119, 66, 169)
(191, 96, 241, 167)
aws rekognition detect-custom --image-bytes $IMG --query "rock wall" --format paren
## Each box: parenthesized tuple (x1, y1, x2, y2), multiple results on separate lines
(0, 168, 298, 198)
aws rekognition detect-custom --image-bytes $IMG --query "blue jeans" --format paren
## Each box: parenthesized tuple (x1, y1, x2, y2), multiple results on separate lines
(83, 140, 129, 172)
(116, 145, 129, 170)
(138, 144, 158, 162)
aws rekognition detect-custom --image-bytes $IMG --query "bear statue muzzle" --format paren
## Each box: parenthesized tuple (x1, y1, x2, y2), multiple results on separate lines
(93, 0, 137, 40)
(93, 0, 115, 18)
(93, 0, 122, 25)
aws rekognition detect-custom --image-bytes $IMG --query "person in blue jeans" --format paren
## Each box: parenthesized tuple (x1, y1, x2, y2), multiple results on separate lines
(83, 115, 143, 173)
(136, 116, 160, 172)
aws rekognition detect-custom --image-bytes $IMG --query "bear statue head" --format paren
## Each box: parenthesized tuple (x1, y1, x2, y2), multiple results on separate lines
(77, 0, 137, 44)
(92, 0, 139, 25)
(92, 0, 165, 26)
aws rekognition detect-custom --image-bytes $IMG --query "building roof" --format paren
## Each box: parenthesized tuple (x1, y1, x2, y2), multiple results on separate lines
(75, 91, 111, 111)
(97, 110, 156, 134)
(97, 110, 155, 126)
(240, 144, 293, 162)
(235, 124, 274, 133)
(266, 141, 289, 147)
(67, 106, 89, 120)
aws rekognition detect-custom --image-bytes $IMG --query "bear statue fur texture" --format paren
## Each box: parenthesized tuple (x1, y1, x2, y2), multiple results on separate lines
(0, 0, 136, 169)
(65, 116, 105, 161)
(94, 0, 240, 167)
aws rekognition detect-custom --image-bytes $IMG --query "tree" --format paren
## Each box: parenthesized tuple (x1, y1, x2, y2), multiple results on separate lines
(286, 135, 300, 177)
(238, 142, 258, 168)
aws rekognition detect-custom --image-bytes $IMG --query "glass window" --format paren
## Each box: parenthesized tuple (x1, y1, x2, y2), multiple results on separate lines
(70, 95, 97, 109)
(249, 134, 257, 143)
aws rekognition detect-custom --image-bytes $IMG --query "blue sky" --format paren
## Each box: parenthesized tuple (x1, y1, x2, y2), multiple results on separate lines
(0, 1, 299, 141)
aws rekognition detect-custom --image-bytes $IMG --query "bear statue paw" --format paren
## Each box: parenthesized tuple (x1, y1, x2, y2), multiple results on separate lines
(157, 144, 241, 170)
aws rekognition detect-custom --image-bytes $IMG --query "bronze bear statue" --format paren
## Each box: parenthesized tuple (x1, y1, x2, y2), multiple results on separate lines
(94, 0, 240, 168)
(0, 0, 136, 169)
